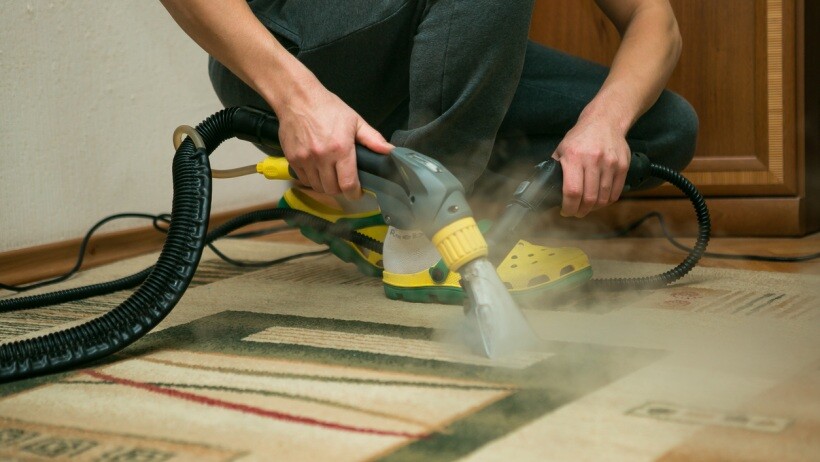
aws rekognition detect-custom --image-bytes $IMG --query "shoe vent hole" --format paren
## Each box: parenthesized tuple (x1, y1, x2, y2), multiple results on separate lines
(560, 265, 575, 276)
(528, 253, 534, 257)
(511, 255, 518, 259)
(532, 261, 538, 264)
(511, 264, 518, 268)
(549, 253, 555, 256)
(528, 275, 551, 287)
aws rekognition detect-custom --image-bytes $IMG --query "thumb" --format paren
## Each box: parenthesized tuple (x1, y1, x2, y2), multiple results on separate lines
(355, 120, 394, 155)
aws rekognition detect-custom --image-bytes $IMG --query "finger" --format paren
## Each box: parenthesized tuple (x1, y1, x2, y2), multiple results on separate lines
(576, 167, 600, 218)
(355, 120, 394, 155)
(317, 159, 341, 196)
(560, 160, 584, 217)
(291, 166, 310, 187)
(610, 154, 630, 203)
(336, 147, 362, 201)
(304, 166, 324, 193)
(286, 146, 320, 191)
(596, 172, 614, 210)
(610, 168, 627, 203)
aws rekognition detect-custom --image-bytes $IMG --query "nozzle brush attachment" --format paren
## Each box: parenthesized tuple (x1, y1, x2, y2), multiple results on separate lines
(460, 258, 539, 358)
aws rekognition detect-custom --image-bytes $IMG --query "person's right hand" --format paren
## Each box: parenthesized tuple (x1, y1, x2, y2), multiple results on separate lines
(158, 0, 392, 200)
(276, 80, 393, 201)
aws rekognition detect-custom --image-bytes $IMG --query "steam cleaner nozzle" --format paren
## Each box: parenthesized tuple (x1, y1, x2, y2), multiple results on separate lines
(460, 258, 538, 358)
(430, 216, 537, 358)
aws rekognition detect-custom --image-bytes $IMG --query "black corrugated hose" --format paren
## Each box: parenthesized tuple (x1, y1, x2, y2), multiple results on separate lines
(588, 162, 711, 290)
(0, 107, 385, 383)
(0, 109, 227, 382)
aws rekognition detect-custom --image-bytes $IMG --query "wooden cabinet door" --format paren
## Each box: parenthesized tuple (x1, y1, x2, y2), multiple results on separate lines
(528, 0, 807, 235)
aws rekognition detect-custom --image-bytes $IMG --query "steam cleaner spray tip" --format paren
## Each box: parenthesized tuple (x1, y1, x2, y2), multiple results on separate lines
(459, 258, 539, 358)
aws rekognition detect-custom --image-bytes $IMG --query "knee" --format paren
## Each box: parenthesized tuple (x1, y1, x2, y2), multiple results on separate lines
(656, 90, 699, 171)
(208, 57, 270, 111)
(628, 90, 699, 191)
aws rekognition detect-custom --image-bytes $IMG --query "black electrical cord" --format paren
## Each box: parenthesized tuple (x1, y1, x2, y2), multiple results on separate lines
(153, 211, 293, 240)
(697, 248, 820, 263)
(147, 212, 299, 255)
(225, 225, 291, 239)
(0, 213, 300, 294)
(0, 207, 379, 313)
(206, 245, 328, 268)
(0, 213, 166, 293)
(554, 211, 820, 263)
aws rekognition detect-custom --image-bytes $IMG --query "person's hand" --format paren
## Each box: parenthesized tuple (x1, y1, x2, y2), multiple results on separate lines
(552, 119, 631, 218)
(277, 81, 393, 200)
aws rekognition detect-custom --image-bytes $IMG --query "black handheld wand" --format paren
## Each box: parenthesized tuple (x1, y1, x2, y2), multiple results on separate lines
(483, 152, 710, 290)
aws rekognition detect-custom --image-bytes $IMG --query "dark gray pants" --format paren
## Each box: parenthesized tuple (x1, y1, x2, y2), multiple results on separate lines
(209, 0, 698, 194)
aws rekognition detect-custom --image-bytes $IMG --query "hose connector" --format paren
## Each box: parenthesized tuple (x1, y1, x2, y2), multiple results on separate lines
(256, 156, 294, 180)
(432, 217, 488, 272)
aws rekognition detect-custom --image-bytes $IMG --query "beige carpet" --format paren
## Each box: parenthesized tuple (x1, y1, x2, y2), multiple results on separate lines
(1, 240, 818, 461)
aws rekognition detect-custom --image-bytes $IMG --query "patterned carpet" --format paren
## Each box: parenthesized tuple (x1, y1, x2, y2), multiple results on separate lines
(1, 240, 818, 461)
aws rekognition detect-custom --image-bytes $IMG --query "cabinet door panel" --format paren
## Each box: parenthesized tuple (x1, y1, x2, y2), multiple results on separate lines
(529, 0, 797, 196)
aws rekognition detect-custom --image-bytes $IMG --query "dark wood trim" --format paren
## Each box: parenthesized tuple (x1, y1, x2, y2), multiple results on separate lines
(631, 180, 797, 198)
(802, 0, 820, 232)
(783, 0, 800, 196)
(0, 202, 279, 288)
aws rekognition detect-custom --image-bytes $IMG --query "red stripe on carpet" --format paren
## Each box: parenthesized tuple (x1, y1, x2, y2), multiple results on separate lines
(83, 369, 427, 439)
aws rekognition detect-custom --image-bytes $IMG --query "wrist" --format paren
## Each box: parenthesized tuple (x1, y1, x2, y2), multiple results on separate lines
(249, 46, 318, 114)
(578, 88, 639, 137)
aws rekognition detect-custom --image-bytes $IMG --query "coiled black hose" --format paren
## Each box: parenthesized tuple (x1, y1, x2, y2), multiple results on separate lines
(589, 162, 711, 290)
(0, 209, 382, 313)
(0, 268, 154, 313)
(0, 108, 234, 382)
(0, 103, 389, 383)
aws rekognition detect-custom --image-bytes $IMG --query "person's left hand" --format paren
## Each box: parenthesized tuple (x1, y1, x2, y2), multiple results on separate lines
(552, 119, 631, 218)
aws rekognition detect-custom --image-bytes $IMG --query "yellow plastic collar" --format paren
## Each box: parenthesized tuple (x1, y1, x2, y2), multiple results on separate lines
(432, 217, 488, 272)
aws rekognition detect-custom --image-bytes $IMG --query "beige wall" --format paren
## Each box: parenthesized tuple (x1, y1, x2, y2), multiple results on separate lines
(0, 1, 284, 253)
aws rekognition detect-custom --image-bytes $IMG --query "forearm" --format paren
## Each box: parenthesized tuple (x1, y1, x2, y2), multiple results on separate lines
(583, 0, 682, 135)
(160, 0, 392, 199)
(159, 0, 314, 111)
(549, 0, 681, 217)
